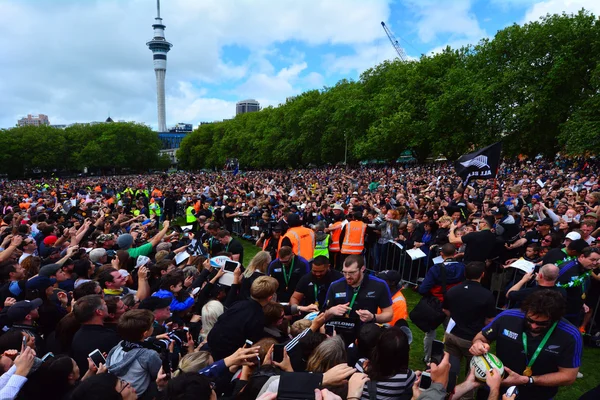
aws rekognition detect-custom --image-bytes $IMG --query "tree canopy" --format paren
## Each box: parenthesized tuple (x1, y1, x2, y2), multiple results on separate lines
(0, 122, 163, 177)
(178, 10, 600, 169)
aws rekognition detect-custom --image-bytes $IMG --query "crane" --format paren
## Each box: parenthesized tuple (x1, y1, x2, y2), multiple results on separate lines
(381, 21, 407, 62)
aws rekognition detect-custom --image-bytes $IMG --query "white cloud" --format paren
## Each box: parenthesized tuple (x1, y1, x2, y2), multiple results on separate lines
(324, 44, 400, 76)
(400, 0, 487, 44)
(523, 0, 600, 22)
(0, 0, 392, 130)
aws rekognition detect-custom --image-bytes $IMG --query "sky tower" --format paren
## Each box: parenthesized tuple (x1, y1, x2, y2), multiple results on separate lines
(146, 0, 172, 132)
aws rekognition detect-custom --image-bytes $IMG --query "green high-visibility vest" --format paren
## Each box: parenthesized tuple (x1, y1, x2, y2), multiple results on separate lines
(186, 206, 196, 223)
(313, 235, 330, 258)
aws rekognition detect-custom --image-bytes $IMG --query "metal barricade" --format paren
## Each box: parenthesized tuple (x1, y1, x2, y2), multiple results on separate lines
(371, 242, 431, 287)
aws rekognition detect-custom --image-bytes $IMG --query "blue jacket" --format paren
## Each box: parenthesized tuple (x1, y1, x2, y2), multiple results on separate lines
(418, 261, 465, 300)
(152, 289, 194, 312)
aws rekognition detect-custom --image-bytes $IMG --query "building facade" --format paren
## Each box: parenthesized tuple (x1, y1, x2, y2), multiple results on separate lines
(18, 114, 50, 127)
(236, 99, 260, 115)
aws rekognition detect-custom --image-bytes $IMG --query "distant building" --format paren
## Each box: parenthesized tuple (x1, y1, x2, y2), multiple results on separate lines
(18, 114, 49, 127)
(236, 99, 260, 115)
(168, 123, 193, 133)
(158, 132, 186, 150)
(50, 124, 67, 129)
(159, 148, 178, 164)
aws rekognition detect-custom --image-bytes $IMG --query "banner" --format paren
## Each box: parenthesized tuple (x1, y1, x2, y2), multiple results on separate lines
(454, 142, 502, 185)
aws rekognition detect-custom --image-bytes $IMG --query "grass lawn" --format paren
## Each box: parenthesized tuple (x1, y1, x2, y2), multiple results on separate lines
(235, 239, 599, 399)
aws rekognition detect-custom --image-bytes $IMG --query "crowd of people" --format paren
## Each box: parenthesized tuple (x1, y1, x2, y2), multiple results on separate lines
(0, 157, 597, 400)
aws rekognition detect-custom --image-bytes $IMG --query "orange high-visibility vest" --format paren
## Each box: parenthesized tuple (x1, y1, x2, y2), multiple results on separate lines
(378, 289, 408, 326)
(281, 226, 315, 261)
(341, 221, 366, 255)
(329, 221, 343, 252)
(263, 236, 283, 259)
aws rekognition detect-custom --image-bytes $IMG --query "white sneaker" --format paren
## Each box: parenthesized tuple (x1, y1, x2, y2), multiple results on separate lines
(577, 372, 584, 379)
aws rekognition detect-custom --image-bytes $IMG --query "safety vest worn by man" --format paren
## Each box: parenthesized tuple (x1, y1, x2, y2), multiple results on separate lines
(281, 226, 315, 261)
(328, 221, 343, 252)
(313, 235, 330, 258)
(263, 236, 284, 259)
(186, 206, 196, 224)
(378, 289, 408, 326)
(341, 221, 367, 255)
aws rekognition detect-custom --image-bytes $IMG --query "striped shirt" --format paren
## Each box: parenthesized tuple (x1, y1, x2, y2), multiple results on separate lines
(356, 359, 415, 400)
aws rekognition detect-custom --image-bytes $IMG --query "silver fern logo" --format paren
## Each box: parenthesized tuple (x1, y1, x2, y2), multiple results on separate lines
(460, 155, 490, 169)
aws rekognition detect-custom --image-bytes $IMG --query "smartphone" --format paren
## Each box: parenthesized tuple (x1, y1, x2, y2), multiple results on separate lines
(224, 260, 239, 273)
(277, 372, 322, 400)
(161, 350, 171, 380)
(273, 344, 285, 363)
(430, 340, 445, 365)
(325, 324, 335, 336)
(244, 339, 253, 348)
(88, 349, 106, 368)
(419, 372, 432, 390)
(41, 352, 55, 362)
(22, 335, 27, 350)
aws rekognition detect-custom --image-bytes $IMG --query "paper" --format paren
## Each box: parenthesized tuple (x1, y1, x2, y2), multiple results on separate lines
(218, 271, 234, 286)
(175, 251, 190, 265)
(432, 256, 444, 265)
(180, 225, 193, 231)
(392, 241, 404, 249)
(508, 258, 535, 274)
(406, 248, 427, 260)
(536, 179, 545, 188)
(446, 318, 456, 334)
(136, 255, 150, 268)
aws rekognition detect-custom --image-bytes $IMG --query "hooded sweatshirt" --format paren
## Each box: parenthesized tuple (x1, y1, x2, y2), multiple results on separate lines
(152, 289, 195, 312)
(106, 341, 161, 396)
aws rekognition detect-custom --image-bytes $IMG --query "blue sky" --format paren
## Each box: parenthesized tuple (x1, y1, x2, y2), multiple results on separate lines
(1, 0, 598, 130)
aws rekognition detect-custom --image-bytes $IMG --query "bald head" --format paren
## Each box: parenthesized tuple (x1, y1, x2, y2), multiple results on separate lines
(539, 264, 559, 283)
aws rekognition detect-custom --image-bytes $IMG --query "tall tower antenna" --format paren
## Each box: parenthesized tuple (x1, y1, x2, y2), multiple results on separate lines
(146, 0, 172, 132)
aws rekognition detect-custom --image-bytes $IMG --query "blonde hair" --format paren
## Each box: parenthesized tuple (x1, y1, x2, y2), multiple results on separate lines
(244, 251, 272, 278)
(155, 250, 169, 263)
(290, 319, 311, 337)
(199, 300, 224, 339)
(250, 276, 279, 300)
(438, 216, 452, 225)
(172, 351, 212, 377)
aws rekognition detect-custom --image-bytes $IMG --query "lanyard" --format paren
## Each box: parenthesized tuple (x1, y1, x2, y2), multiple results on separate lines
(313, 283, 320, 306)
(345, 286, 361, 317)
(225, 239, 230, 253)
(522, 321, 557, 375)
(283, 257, 295, 290)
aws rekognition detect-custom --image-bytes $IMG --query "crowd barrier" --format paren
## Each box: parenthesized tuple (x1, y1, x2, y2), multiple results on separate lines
(232, 215, 261, 240)
(366, 241, 433, 287)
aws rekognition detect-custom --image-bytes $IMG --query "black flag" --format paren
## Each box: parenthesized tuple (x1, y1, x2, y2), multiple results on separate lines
(454, 142, 502, 185)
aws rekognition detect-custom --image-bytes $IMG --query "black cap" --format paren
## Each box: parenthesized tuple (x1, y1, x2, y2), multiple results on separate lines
(272, 224, 283, 232)
(567, 239, 589, 254)
(138, 296, 171, 311)
(539, 218, 553, 226)
(7, 299, 43, 322)
(377, 270, 401, 284)
(287, 213, 301, 227)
